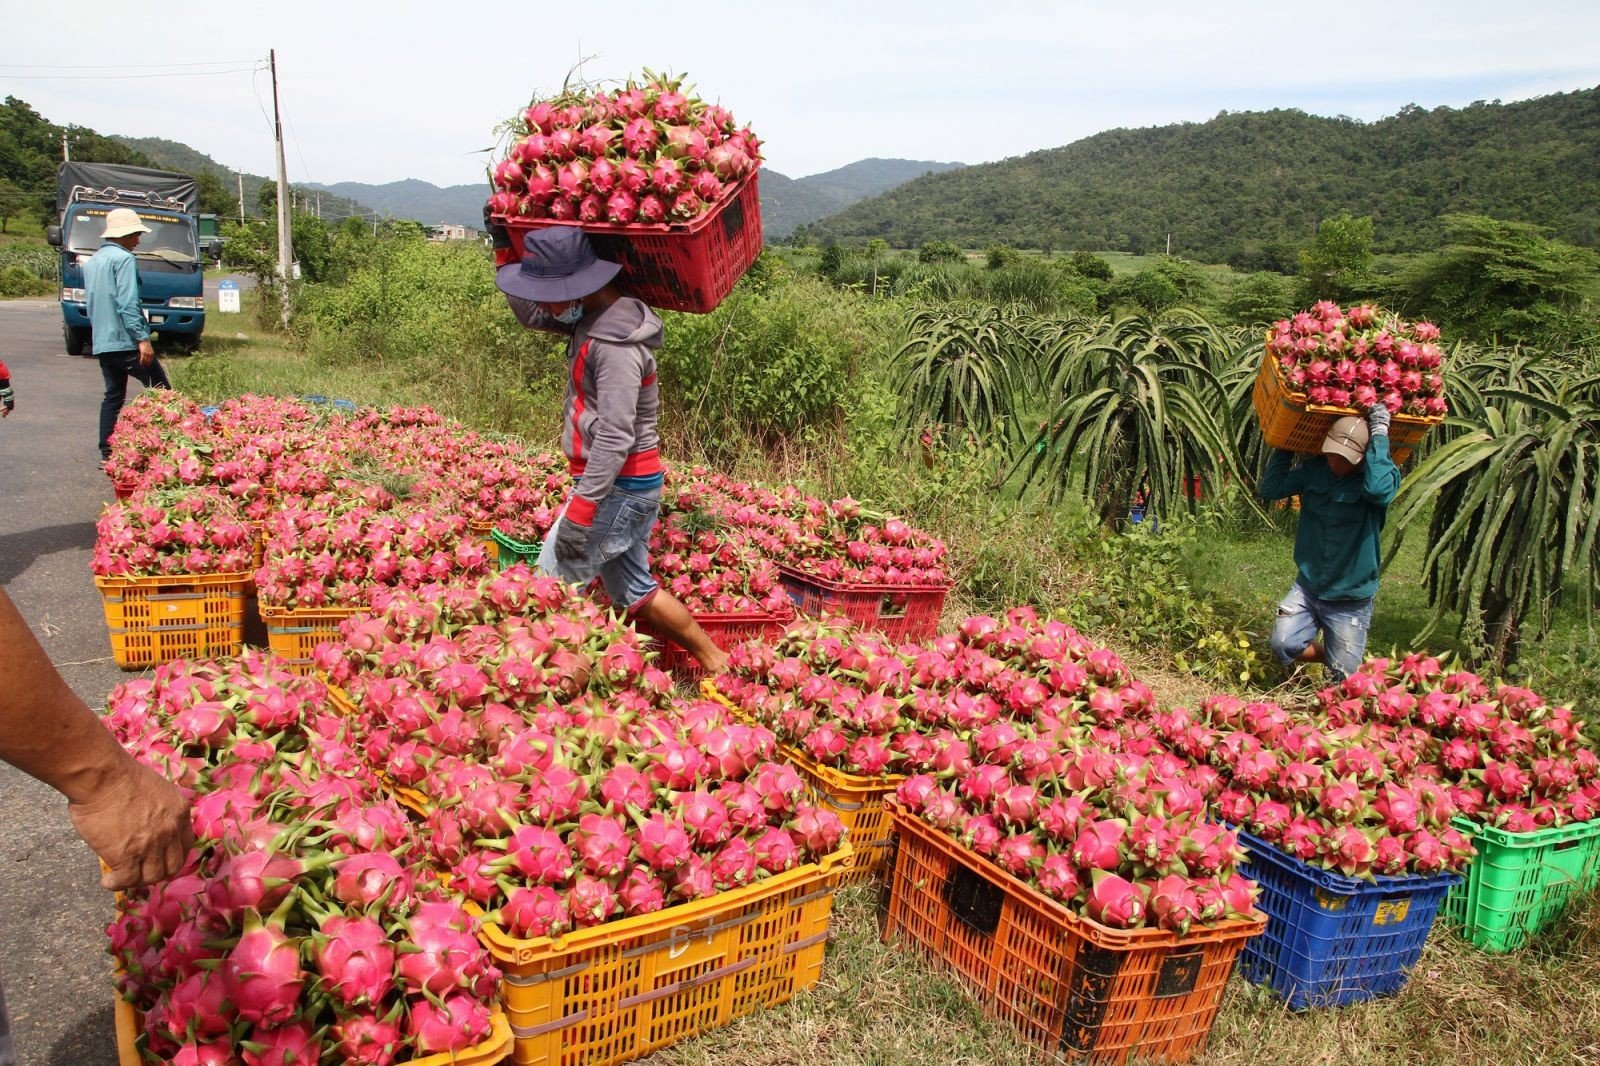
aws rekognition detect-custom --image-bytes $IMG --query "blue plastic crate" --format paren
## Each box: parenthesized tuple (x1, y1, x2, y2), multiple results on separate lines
(1235, 827, 1460, 1009)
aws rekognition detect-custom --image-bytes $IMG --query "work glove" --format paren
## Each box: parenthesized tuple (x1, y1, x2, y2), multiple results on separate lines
(1367, 403, 1392, 437)
(0, 384, 12, 417)
(554, 516, 592, 566)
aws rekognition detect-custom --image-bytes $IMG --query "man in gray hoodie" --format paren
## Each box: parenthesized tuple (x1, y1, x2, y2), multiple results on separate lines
(498, 225, 729, 674)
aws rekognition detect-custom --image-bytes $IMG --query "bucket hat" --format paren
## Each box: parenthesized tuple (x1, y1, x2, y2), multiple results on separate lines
(495, 225, 621, 303)
(1322, 415, 1370, 465)
(102, 208, 152, 239)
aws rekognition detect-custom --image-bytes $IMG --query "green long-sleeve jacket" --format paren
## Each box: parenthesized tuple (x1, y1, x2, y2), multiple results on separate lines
(1258, 435, 1401, 602)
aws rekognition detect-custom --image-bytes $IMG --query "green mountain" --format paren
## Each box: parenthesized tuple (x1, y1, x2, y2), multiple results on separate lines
(1, 96, 152, 215)
(305, 178, 487, 230)
(760, 158, 964, 241)
(113, 135, 372, 223)
(803, 88, 1600, 266)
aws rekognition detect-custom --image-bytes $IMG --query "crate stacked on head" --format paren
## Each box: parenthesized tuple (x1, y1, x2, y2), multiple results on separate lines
(313, 566, 852, 1066)
(486, 72, 764, 315)
(1317, 657, 1600, 954)
(1254, 302, 1448, 466)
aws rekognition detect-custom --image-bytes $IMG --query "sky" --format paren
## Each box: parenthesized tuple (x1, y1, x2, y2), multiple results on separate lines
(3, 1, 1598, 191)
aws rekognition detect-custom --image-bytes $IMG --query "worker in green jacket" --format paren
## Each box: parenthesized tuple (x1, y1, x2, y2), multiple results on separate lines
(1258, 406, 1399, 681)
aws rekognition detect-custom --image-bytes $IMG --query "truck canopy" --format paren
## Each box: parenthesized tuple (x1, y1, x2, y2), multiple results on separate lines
(56, 162, 199, 215)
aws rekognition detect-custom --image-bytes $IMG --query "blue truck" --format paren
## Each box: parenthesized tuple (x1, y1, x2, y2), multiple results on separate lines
(47, 162, 217, 355)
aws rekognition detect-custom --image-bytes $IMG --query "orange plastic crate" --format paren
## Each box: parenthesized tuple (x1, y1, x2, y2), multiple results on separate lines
(1252, 349, 1439, 466)
(114, 990, 513, 1065)
(494, 176, 763, 315)
(882, 804, 1264, 1064)
(96, 571, 251, 670)
(475, 842, 850, 1066)
(703, 680, 900, 882)
(259, 603, 361, 674)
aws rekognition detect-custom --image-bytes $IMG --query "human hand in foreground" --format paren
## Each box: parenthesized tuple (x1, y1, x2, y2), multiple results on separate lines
(69, 756, 193, 890)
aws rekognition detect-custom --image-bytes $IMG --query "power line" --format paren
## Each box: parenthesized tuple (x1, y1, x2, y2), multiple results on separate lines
(0, 66, 263, 81)
(0, 60, 260, 70)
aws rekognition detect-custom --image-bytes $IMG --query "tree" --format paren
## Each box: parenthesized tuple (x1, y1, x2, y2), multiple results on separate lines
(1069, 251, 1114, 281)
(918, 239, 964, 265)
(0, 178, 28, 232)
(1221, 272, 1295, 327)
(1111, 269, 1183, 313)
(1298, 212, 1374, 303)
(1393, 214, 1600, 345)
(257, 182, 277, 215)
(195, 171, 235, 218)
(985, 243, 1021, 270)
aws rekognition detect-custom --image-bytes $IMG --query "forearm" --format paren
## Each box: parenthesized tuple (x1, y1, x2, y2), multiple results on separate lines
(1363, 435, 1401, 504)
(0, 591, 136, 803)
(1258, 449, 1304, 500)
(506, 294, 571, 335)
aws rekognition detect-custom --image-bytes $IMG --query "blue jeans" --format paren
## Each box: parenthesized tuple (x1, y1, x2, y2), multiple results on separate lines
(98, 349, 170, 459)
(539, 486, 661, 611)
(1269, 580, 1374, 682)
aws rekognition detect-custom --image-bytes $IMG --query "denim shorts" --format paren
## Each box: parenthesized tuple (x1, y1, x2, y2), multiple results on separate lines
(1269, 580, 1375, 682)
(538, 486, 661, 611)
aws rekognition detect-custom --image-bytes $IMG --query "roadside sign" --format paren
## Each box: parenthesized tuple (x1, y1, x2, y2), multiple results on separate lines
(218, 279, 240, 313)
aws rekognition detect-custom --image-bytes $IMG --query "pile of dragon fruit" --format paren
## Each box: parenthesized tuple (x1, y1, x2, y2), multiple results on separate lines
(313, 566, 845, 938)
(670, 469, 951, 588)
(716, 611, 1257, 932)
(92, 486, 256, 579)
(489, 72, 761, 227)
(1266, 301, 1448, 416)
(104, 654, 503, 1063)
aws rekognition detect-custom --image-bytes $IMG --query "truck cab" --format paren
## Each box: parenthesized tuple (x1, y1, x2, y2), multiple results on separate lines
(47, 163, 208, 355)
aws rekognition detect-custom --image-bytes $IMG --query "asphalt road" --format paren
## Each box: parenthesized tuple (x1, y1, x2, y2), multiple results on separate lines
(0, 297, 153, 1066)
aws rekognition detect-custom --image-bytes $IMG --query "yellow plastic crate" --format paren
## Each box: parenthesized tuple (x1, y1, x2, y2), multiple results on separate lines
(703, 681, 901, 882)
(259, 603, 361, 674)
(477, 843, 851, 1066)
(115, 990, 513, 1065)
(96, 571, 251, 670)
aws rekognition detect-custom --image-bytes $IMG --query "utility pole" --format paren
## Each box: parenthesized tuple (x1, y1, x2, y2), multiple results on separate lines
(1165, 232, 1172, 256)
(270, 48, 293, 324)
(61, 132, 70, 161)
(237, 172, 246, 224)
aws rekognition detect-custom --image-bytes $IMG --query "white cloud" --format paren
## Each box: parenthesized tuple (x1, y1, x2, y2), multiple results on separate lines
(2, 0, 1596, 187)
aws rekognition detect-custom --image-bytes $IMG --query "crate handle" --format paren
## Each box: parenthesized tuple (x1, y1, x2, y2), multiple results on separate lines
(1551, 837, 1582, 853)
(1155, 945, 1204, 998)
(941, 865, 1004, 936)
(878, 593, 910, 620)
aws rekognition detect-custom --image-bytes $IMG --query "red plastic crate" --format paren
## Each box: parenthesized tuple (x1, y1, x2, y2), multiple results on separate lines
(492, 175, 762, 314)
(778, 565, 949, 643)
(653, 609, 788, 678)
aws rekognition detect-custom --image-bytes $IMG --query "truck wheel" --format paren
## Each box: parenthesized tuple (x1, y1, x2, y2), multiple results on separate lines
(64, 325, 89, 356)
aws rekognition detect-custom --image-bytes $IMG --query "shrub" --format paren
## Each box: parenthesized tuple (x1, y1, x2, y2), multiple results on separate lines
(918, 239, 965, 265)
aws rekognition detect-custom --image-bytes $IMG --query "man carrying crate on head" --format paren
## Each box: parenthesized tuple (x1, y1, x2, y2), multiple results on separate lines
(496, 225, 730, 675)
(1258, 405, 1399, 682)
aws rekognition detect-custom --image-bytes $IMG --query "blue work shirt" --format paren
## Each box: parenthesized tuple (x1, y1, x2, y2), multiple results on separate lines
(83, 241, 150, 355)
(1258, 435, 1401, 601)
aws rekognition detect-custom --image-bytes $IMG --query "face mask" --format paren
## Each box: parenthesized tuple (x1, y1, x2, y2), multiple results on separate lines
(553, 302, 585, 325)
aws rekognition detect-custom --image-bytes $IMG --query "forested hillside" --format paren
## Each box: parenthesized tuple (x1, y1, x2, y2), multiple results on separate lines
(803, 88, 1600, 267)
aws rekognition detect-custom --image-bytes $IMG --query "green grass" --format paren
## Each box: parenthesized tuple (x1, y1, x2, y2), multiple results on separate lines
(169, 290, 1600, 1066)
(1096, 250, 1237, 280)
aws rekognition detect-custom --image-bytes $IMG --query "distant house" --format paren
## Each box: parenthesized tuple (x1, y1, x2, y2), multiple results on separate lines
(427, 222, 478, 242)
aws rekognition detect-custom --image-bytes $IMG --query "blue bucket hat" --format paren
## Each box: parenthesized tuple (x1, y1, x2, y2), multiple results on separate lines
(495, 225, 621, 303)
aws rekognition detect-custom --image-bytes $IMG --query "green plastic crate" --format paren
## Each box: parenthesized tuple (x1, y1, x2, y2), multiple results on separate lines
(1442, 816, 1600, 952)
(491, 528, 542, 570)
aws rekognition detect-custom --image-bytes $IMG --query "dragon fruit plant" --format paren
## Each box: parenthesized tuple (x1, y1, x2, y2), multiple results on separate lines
(1154, 693, 1475, 879)
(104, 656, 502, 1065)
(490, 71, 762, 226)
(1318, 656, 1600, 833)
(93, 486, 257, 579)
(1266, 301, 1448, 417)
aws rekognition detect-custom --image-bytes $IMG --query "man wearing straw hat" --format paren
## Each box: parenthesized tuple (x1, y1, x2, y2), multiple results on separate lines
(496, 225, 730, 675)
(84, 207, 171, 462)
(1259, 406, 1399, 682)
